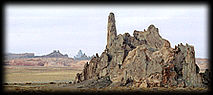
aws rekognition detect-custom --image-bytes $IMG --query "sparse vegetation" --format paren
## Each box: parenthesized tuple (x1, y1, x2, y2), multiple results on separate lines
(49, 82, 56, 84)
(4, 66, 82, 83)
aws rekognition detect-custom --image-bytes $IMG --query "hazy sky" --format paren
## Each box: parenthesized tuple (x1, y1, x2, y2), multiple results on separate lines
(5, 4, 208, 58)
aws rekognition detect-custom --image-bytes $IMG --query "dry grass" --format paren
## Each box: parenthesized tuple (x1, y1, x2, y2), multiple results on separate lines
(4, 66, 82, 83)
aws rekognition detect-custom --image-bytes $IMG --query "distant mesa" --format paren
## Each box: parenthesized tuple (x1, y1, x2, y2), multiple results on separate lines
(4, 50, 91, 67)
(5, 53, 35, 59)
(5, 50, 69, 59)
(4, 50, 88, 68)
(74, 50, 92, 60)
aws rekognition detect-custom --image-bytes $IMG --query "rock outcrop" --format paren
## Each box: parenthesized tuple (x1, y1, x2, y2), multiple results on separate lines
(74, 12, 210, 88)
(74, 50, 92, 60)
(39, 50, 68, 58)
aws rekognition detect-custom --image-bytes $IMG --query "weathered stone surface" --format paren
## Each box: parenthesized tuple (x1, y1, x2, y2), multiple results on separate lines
(74, 12, 209, 89)
(74, 76, 112, 89)
(107, 12, 117, 49)
(201, 69, 211, 87)
(173, 44, 203, 87)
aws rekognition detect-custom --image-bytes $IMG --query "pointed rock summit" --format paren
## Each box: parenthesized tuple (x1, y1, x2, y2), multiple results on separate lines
(73, 12, 210, 89)
(107, 12, 117, 49)
(41, 50, 68, 58)
(74, 50, 91, 60)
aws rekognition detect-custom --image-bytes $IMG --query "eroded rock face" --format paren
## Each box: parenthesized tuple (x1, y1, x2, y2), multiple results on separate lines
(107, 12, 117, 49)
(74, 12, 209, 88)
(201, 69, 211, 87)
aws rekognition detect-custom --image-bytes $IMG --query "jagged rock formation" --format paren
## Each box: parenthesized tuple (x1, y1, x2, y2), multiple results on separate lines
(74, 50, 91, 60)
(39, 50, 68, 58)
(74, 12, 210, 88)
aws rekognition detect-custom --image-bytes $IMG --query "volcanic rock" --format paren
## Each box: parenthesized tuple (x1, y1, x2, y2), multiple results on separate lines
(74, 12, 210, 88)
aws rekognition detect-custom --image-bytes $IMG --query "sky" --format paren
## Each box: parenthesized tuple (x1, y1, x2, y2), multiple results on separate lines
(5, 4, 208, 58)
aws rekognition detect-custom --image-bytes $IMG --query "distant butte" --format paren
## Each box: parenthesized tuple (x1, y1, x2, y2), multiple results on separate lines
(39, 50, 68, 58)
(74, 50, 92, 60)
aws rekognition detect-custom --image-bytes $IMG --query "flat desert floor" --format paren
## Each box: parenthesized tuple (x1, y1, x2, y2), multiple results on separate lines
(4, 66, 82, 83)
(3, 66, 209, 93)
(3, 66, 83, 92)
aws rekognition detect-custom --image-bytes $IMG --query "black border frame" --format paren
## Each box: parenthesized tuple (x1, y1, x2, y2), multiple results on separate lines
(1, 0, 212, 95)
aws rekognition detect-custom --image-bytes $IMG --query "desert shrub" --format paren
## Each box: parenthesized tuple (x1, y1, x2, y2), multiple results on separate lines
(3, 83, 9, 85)
(49, 82, 56, 84)
(26, 82, 32, 84)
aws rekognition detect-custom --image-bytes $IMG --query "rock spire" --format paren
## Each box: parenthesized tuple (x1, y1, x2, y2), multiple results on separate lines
(107, 12, 117, 49)
(73, 12, 210, 89)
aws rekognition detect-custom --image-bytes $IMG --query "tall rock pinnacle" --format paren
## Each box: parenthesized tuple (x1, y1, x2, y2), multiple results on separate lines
(74, 13, 209, 89)
(107, 12, 117, 49)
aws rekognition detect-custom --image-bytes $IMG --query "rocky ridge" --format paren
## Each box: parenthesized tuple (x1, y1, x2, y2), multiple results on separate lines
(74, 12, 210, 88)
(39, 50, 68, 58)
(4, 50, 91, 68)
(6, 50, 68, 59)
